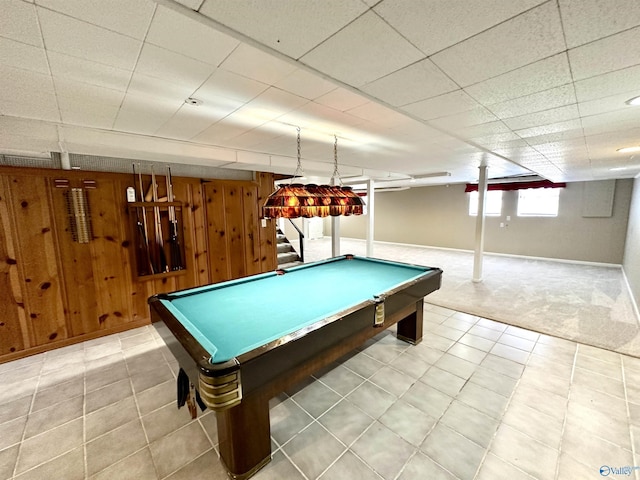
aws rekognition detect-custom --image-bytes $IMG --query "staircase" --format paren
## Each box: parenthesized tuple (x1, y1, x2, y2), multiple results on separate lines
(277, 228, 303, 269)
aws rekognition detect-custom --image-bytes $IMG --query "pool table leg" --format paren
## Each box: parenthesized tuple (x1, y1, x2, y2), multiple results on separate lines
(216, 394, 271, 479)
(396, 298, 424, 345)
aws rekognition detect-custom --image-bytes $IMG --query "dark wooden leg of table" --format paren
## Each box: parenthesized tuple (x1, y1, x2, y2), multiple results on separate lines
(216, 394, 271, 479)
(396, 298, 424, 345)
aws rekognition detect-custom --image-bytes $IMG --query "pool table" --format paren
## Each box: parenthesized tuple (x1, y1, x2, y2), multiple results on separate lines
(149, 255, 442, 479)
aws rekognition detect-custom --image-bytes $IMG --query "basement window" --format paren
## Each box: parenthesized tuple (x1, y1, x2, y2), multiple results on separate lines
(517, 188, 560, 217)
(468, 190, 502, 216)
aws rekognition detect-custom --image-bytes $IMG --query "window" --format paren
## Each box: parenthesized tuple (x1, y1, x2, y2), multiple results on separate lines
(517, 188, 560, 217)
(468, 190, 502, 216)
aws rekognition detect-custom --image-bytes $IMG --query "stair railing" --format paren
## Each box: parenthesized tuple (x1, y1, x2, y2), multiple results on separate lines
(286, 218, 305, 263)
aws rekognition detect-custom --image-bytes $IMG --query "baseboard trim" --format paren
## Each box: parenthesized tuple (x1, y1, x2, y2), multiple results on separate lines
(622, 267, 640, 325)
(338, 237, 623, 269)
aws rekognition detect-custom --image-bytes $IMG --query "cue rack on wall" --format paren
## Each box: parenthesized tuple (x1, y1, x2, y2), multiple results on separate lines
(128, 165, 186, 279)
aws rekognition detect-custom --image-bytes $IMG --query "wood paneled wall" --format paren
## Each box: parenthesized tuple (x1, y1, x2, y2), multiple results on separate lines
(0, 167, 276, 363)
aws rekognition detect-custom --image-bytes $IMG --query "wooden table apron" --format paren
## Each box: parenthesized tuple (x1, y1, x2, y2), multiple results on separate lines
(149, 264, 442, 479)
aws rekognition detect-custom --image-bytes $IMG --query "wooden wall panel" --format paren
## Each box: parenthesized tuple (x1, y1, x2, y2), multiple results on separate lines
(242, 186, 261, 276)
(189, 181, 210, 286)
(87, 180, 135, 331)
(49, 183, 98, 336)
(0, 178, 26, 355)
(225, 184, 246, 280)
(204, 182, 231, 282)
(257, 173, 277, 272)
(5, 176, 67, 346)
(0, 167, 277, 363)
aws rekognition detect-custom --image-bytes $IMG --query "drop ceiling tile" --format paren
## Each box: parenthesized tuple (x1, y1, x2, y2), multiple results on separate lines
(199, 0, 367, 59)
(470, 131, 522, 149)
(219, 43, 297, 85)
(580, 107, 640, 136)
(35, 0, 155, 40)
(314, 88, 370, 112)
(47, 52, 131, 91)
(430, 107, 499, 130)
(244, 87, 309, 121)
(58, 97, 120, 129)
(225, 125, 289, 150)
(465, 53, 572, 104)
(1, 0, 42, 46)
(503, 104, 580, 130)
(431, 2, 565, 86)
(374, 0, 546, 56)
(532, 140, 588, 157)
(300, 11, 424, 88)
(0, 64, 54, 101)
(154, 99, 242, 140)
(37, 7, 141, 70)
(361, 58, 458, 107)
(54, 77, 125, 108)
(346, 101, 412, 128)
(574, 64, 640, 102)
(455, 121, 513, 141)
(249, 135, 296, 157)
(192, 110, 268, 144)
(194, 69, 268, 104)
(558, 0, 640, 48)
(585, 127, 640, 148)
(578, 92, 640, 117)
(276, 102, 365, 133)
(146, 5, 239, 66)
(274, 69, 336, 101)
(523, 127, 586, 145)
(402, 89, 480, 121)
(487, 84, 576, 119)
(515, 118, 583, 138)
(135, 43, 216, 94)
(113, 93, 183, 135)
(0, 67, 59, 121)
(2, 96, 60, 122)
(387, 118, 448, 141)
(0, 37, 49, 74)
(568, 26, 640, 81)
(0, 117, 58, 140)
(127, 72, 195, 102)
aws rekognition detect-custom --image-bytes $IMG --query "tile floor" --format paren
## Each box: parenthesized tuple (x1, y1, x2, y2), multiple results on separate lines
(1, 304, 640, 480)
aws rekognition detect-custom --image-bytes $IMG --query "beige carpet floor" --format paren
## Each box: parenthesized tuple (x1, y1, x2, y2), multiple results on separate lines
(303, 237, 640, 358)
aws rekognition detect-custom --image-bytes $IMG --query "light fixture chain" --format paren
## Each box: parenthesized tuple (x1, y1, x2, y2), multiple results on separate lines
(291, 126, 304, 182)
(332, 135, 341, 185)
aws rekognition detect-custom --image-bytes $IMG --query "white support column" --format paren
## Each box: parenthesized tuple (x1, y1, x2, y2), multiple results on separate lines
(58, 126, 71, 170)
(60, 151, 71, 170)
(331, 177, 340, 257)
(473, 163, 488, 283)
(365, 179, 374, 257)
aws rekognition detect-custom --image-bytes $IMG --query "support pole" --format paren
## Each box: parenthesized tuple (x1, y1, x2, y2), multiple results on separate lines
(473, 163, 488, 283)
(365, 179, 374, 257)
(331, 177, 340, 257)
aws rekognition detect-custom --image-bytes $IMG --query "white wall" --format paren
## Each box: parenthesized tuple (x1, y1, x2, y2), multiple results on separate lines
(623, 178, 640, 310)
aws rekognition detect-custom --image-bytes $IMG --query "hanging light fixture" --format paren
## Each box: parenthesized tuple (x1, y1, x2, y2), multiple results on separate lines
(262, 130, 364, 218)
(326, 135, 365, 216)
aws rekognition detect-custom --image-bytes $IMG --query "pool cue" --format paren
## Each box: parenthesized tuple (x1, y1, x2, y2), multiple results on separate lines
(151, 165, 169, 273)
(166, 167, 184, 270)
(133, 164, 153, 276)
(139, 165, 161, 274)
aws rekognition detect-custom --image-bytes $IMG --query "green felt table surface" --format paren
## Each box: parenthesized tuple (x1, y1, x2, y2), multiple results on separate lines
(159, 256, 432, 363)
